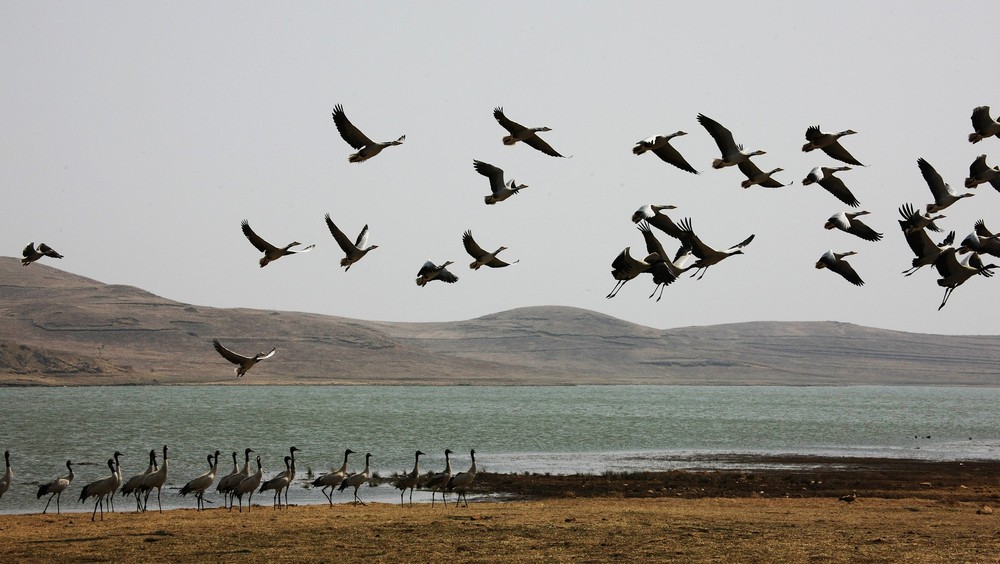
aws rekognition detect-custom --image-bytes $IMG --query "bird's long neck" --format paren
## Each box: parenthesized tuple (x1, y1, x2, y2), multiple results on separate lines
(338, 452, 351, 473)
(470, 454, 477, 474)
(66, 461, 74, 480)
(444, 454, 452, 474)
(231, 452, 239, 473)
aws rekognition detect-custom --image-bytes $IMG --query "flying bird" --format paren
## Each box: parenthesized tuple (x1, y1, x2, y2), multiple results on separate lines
(696, 113, 766, 169)
(824, 211, 883, 242)
(632, 131, 698, 174)
(964, 154, 1000, 191)
(816, 250, 864, 286)
(324, 213, 378, 271)
(493, 107, 566, 157)
(473, 160, 528, 204)
(212, 339, 276, 377)
(801, 126, 864, 166)
(918, 158, 974, 213)
(968, 106, 1000, 144)
(632, 204, 683, 239)
(463, 230, 516, 270)
(959, 220, 1000, 258)
(607, 247, 660, 299)
(803, 166, 860, 207)
(933, 247, 997, 310)
(675, 217, 754, 280)
(737, 160, 789, 189)
(898, 203, 944, 234)
(899, 222, 954, 277)
(331, 104, 405, 163)
(21, 243, 63, 266)
(416, 260, 458, 286)
(638, 222, 691, 300)
(241, 220, 314, 267)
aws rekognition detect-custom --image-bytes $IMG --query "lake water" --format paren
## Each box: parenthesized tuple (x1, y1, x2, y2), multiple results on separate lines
(1, 385, 998, 515)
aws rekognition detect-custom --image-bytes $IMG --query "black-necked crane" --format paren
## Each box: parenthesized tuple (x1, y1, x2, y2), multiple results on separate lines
(325, 213, 378, 271)
(697, 113, 765, 169)
(675, 217, 754, 280)
(932, 248, 997, 310)
(960, 220, 1000, 258)
(180, 450, 221, 511)
(109, 450, 123, 513)
(394, 450, 424, 506)
(141, 444, 168, 513)
(816, 250, 865, 286)
(233, 455, 262, 513)
(0, 451, 11, 500)
(969, 106, 1000, 144)
(632, 131, 698, 174)
(607, 247, 660, 298)
(37, 459, 73, 514)
(898, 203, 944, 234)
(121, 449, 156, 512)
(331, 104, 405, 163)
(79, 457, 119, 521)
(803, 166, 860, 207)
(638, 223, 691, 301)
(258, 456, 291, 509)
(493, 107, 566, 157)
(824, 211, 883, 242)
(919, 158, 974, 213)
(463, 231, 517, 270)
(899, 220, 954, 277)
(447, 449, 478, 508)
(737, 160, 788, 189)
(312, 448, 353, 506)
(473, 160, 528, 204)
(216, 448, 253, 509)
(965, 154, 1000, 191)
(632, 204, 683, 239)
(241, 219, 315, 268)
(21, 242, 63, 266)
(801, 126, 864, 166)
(338, 452, 372, 506)
(416, 261, 458, 286)
(212, 339, 276, 378)
(425, 448, 453, 507)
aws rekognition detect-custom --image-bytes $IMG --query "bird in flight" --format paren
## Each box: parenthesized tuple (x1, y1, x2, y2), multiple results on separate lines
(331, 104, 405, 163)
(212, 339, 276, 377)
(241, 220, 314, 268)
(493, 107, 566, 157)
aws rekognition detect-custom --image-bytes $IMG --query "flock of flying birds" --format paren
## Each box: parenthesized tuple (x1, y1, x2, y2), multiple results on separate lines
(17, 104, 1000, 375)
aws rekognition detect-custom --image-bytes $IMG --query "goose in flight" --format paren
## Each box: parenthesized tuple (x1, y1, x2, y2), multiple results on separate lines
(473, 160, 528, 204)
(607, 247, 660, 299)
(968, 106, 1000, 144)
(241, 220, 314, 267)
(463, 230, 517, 269)
(959, 220, 1000, 258)
(331, 104, 405, 163)
(493, 107, 566, 157)
(816, 250, 864, 286)
(212, 339, 276, 377)
(824, 211, 883, 242)
(675, 217, 754, 280)
(631, 204, 683, 239)
(802, 166, 860, 207)
(324, 213, 378, 271)
(21, 242, 63, 266)
(898, 203, 944, 234)
(632, 131, 698, 174)
(919, 158, 974, 213)
(933, 248, 997, 310)
(416, 260, 458, 286)
(696, 113, 765, 169)
(801, 126, 864, 166)
(737, 160, 789, 189)
(964, 154, 1000, 191)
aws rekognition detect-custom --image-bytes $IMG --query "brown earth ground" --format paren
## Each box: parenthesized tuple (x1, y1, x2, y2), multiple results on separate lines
(1, 457, 998, 562)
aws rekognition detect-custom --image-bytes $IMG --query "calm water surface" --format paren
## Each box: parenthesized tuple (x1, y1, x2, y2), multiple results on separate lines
(1, 385, 997, 514)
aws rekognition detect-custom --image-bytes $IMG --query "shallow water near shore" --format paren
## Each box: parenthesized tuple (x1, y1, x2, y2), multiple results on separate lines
(1, 385, 998, 514)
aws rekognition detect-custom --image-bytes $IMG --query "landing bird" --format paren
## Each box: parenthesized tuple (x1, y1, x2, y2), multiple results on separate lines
(898, 203, 944, 233)
(965, 154, 1000, 191)
(37, 459, 73, 514)
(416, 260, 458, 286)
(241, 220, 314, 267)
(801, 126, 864, 166)
(0, 451, 10, 500)
(638, 223, 691, 301)
(899, 223, 954, 277)
(803, 166, 859, 207)
(179, 450, 221, 511)
(632, 131, 698, 174)
(959, 220, 1000, 258)
(394, 450, 424, 506)
(331, 104, 405, 163)
(21, 242, 63, 266)
(632, 204, 683, 239)
(425, 448, 453, 507)
(338, 452, 372, 505)
(824, 211, 883, 242)
(968, 105, 1000, 144)
(447, 449, 478, 508)
(675, 217, 754, 280)
(607, 247, 660, 299)
(473, 160, 528, 204)
(325, 213, 378, 271)
(696, 113, 765, 169)
(737, 160, 789, 189)
(816, 250, 864, 286)
(463, 230, 516, 270)
(919, 158, 974, 213)
(933, 248, 997, 310)
(493, 107, 566, 157)
(312, 448, 353, 506)
(213, 339, 276, 378)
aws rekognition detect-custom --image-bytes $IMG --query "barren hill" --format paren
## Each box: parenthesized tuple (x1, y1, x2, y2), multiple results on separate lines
(1, 257, 998, 386)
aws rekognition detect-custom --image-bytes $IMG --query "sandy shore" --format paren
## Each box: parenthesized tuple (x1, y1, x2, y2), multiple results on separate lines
(0, 457, 997, 562)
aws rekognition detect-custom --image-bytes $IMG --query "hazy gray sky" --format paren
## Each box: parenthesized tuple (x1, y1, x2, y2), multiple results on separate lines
(4, 2, 1000, 335)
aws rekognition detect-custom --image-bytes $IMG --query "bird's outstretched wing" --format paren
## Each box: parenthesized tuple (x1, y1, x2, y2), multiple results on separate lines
(523, 135, 564, 158)
(22, 243, 35, 258)
(324, 213, 357, 254)
(332, 104, 374, 149)
(493, 107, 524, 135)
(462, 230, 487, 259)
(473, 160, 505, 194)
(241, 220, 277, 253)
(213, 339, 250, 365)
(821, 141, 863, 167)
(697, 113, 737, 155)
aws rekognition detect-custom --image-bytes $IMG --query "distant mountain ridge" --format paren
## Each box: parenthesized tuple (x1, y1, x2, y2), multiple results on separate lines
(1, 257, 998, 386)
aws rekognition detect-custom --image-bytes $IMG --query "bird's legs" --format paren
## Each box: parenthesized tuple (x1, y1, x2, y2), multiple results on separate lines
(607, 280, 627, 299)
(938, 287, 954, 310)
